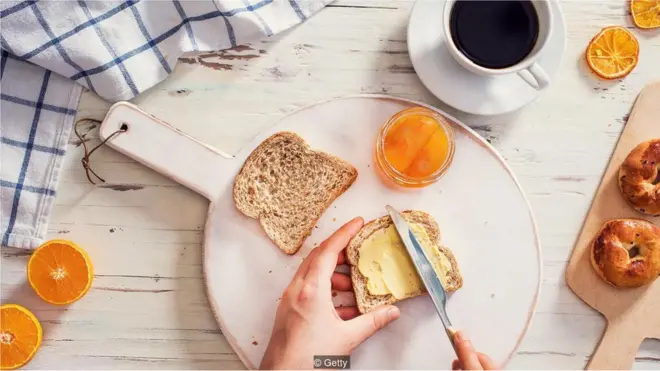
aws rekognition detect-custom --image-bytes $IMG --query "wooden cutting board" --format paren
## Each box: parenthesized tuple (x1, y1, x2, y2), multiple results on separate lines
(566, 82, 660, 370)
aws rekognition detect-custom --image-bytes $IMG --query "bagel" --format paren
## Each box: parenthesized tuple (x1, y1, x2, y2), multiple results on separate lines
(619, 139, 660, 215)
(590, 219, 660, 288)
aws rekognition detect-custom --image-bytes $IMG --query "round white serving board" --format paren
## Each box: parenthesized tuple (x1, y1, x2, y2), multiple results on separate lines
(100, 96, 541, 370)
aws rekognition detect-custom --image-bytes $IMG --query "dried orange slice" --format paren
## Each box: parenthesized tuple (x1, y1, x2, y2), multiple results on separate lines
(27, 240, 94, 305)
(631, 0, 660, 29)
(586, 26, 639, 80)
(1, 304, 43, 370)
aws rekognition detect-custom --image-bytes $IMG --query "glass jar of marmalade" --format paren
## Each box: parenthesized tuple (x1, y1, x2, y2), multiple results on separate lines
(375, 107, 455, 188)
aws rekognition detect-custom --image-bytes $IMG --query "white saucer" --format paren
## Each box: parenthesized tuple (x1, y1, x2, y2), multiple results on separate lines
(407, 0, 566, 115)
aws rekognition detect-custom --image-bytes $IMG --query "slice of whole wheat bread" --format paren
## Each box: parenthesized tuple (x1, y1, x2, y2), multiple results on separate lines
(346, 210, 463, 313)
(233, 132, 358, 254)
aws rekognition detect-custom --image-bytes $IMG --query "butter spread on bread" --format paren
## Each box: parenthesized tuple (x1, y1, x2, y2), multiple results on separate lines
(347, 210, 462, 313)
(358, 223, 454, 299)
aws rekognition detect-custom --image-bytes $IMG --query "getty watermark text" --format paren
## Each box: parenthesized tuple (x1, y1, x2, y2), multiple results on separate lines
(313, 355, 350, 369)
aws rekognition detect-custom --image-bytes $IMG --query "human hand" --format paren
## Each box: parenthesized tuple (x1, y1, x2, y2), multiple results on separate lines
(260, 217, 401, 370)
(452, 331, 499, 370)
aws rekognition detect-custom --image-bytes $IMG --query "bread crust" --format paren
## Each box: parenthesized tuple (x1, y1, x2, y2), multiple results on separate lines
(590, 218, 660, 288)
(346, 210, 463, 314)
(619, 139, 660, 215)
(233, 132, 357, 254)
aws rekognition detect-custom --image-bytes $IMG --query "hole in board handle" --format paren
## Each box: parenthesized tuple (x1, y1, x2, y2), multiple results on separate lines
(120, 123, 129, 132)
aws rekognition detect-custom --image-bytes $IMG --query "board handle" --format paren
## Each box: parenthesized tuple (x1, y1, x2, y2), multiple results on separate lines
(99, 102, 234, 201)
(587, 319, 644, 370)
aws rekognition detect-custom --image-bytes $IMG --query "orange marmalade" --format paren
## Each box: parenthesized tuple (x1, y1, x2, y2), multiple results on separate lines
(375, 107, 455, 188)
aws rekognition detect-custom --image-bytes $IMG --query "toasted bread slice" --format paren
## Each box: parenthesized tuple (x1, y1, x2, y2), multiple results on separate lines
(233, 132, 358, 254)
(346, 210, 463, 313)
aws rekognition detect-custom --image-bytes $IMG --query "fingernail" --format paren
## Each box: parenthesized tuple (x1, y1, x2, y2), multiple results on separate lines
(348, 217, 363, 231)
(454, 331, 465, 342)
(386, 306, 400, 320)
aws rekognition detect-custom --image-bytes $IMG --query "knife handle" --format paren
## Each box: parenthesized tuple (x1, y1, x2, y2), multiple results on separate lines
(446, 326, 458, 354)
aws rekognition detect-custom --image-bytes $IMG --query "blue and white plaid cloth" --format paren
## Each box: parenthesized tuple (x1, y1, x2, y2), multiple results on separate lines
(0, 0, 330, 249)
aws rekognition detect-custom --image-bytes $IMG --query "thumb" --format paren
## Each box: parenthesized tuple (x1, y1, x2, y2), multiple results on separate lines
(347, 305, 400, 346)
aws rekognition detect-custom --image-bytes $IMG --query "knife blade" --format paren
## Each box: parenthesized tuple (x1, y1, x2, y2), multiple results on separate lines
(385, 205, 458, 354)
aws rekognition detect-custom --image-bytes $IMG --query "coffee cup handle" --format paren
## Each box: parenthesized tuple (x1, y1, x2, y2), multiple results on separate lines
(517, 63, 550, 90)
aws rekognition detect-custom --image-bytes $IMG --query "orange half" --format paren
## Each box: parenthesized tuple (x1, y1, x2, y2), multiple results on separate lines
(27, 240, 94, 305)
(631, 0, 660, 29)
(0, 304, 42, 370)
(586, 26, 639, 80)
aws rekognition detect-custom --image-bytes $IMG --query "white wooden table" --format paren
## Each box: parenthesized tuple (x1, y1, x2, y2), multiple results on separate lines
(2, 0, 660, 369)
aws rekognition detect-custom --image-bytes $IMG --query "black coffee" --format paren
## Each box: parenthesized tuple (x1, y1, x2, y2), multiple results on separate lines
(449, 0, 539, 69)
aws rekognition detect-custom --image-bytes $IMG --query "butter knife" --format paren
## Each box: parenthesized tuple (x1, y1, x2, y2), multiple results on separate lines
(385, 205, 458, 354)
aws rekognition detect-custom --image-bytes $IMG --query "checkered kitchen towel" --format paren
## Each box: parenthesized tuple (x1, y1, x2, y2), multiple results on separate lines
(1, 0, 330, 249)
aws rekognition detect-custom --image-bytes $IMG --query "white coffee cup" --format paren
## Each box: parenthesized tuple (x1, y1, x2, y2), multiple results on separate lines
(443, 0, 553, 89)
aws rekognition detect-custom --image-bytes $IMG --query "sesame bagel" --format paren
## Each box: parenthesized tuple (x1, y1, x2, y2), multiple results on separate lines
(591, 219, 660, 288)
(619, 139, 660, 215)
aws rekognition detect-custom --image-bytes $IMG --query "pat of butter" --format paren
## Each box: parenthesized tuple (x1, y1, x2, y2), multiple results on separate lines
(358, 223, 453, 299)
